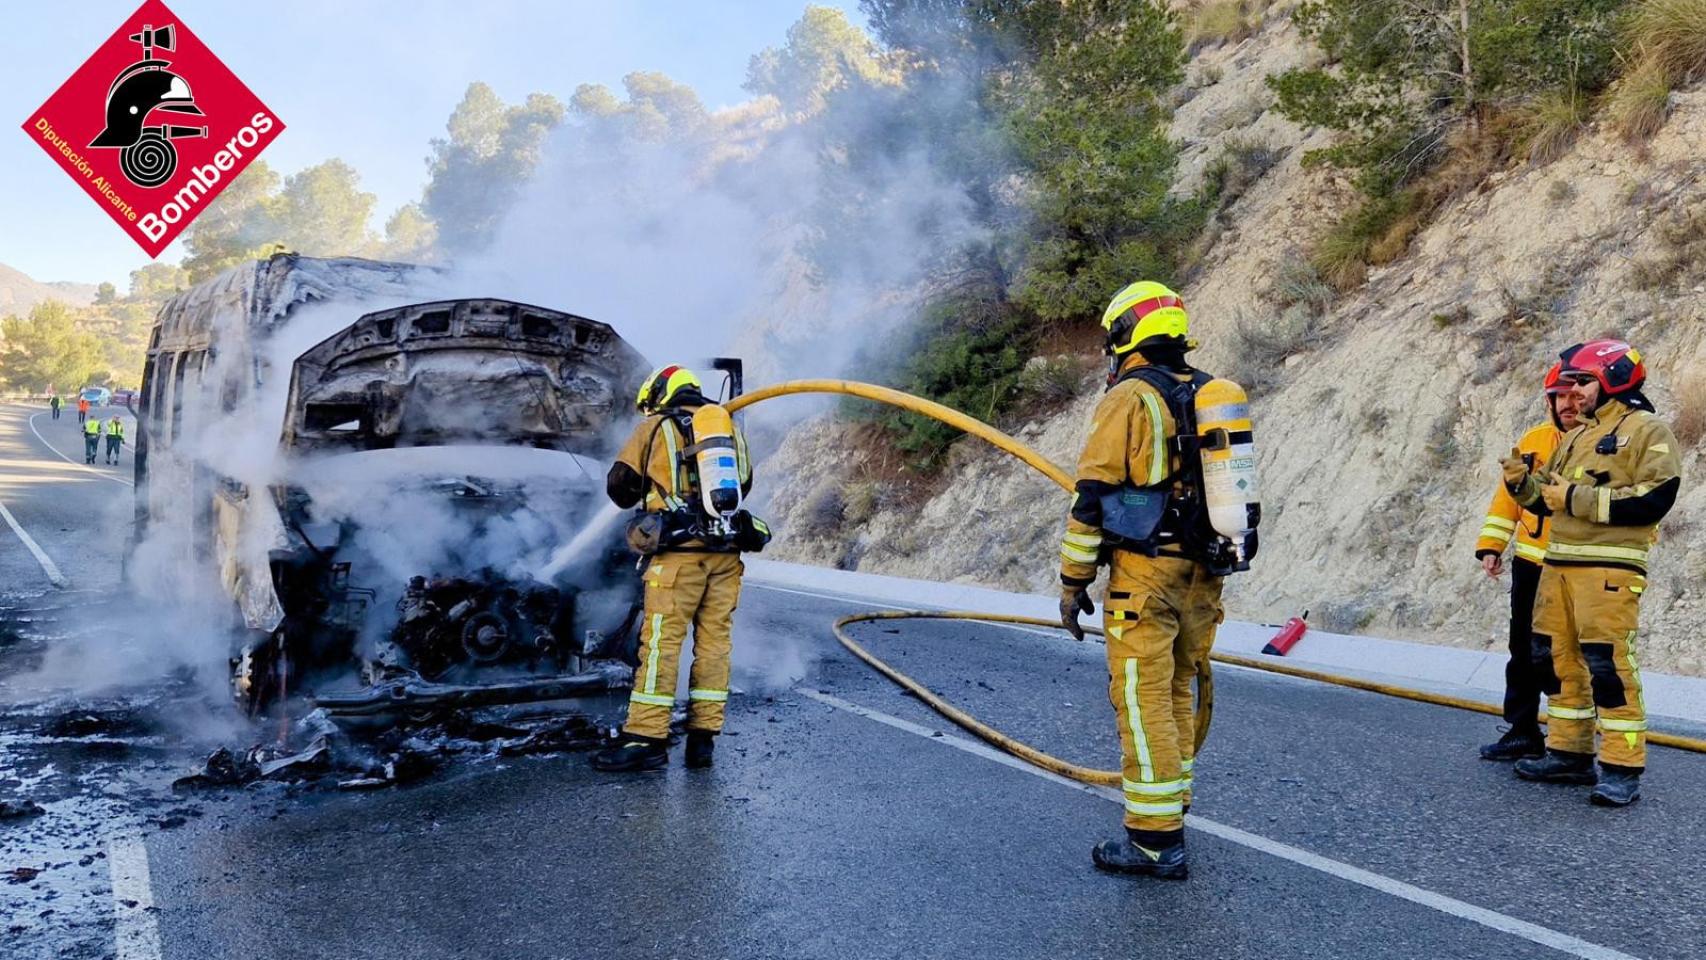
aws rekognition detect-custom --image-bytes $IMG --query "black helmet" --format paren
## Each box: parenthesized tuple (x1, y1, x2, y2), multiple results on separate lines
(90, 67, 202, 149)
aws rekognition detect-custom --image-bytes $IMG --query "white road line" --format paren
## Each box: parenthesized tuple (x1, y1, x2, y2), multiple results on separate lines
(797, 687, 1644, 960)
(26, 411, 135, 487)
(0, 495, 68, 588)
(108, 833, 164, 960)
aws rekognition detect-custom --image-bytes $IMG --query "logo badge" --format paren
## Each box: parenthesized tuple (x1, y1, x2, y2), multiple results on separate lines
(21, 0, 285, 257)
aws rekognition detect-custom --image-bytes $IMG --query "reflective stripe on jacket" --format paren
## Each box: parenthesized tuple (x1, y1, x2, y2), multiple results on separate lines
(1058, 354, 1180, 585)
(1476, 422, 1558, 564)
(1513, 398, 1681, 574)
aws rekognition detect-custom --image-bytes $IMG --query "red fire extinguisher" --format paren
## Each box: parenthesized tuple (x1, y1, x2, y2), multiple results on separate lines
(1262, 610, 1308, 656)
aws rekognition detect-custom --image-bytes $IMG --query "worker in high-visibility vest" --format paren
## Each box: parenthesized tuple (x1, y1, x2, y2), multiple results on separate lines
(82, 415, 101, 464)
(104, 415, 126, 465)
(1473, 352, 1582, 761)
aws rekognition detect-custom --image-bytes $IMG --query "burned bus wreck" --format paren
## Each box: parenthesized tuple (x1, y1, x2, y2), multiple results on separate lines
(134, 255, 653, 719)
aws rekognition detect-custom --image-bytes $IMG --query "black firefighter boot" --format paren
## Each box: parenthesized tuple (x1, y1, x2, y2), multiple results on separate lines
(1092, 828, 1189, 880)
(590, 737, 668, 773)
(1514, 749, 1596, 785)
(1590, 764, 1642, 807)
(1480, 725, 1546, 761)
(684, 731, 715, 768)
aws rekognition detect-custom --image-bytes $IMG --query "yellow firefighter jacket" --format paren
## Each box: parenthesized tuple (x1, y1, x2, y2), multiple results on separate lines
(1058, 354, 1188, 586)
(1512, 397, 1681, 574)
(1476, 422, 1559, 565)
(607, 407, 752, 525)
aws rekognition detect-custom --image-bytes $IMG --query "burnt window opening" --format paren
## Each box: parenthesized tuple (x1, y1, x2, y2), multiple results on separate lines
(138, 359, 156, 422)
(572, 325, 591, 346)
(151, 353, 174, 428)
(169, 353, 190, 442)
(304, 402, 368, 434)
(522, 314, 559, 339)
(412, 310, 451, 335)
(375, 318, 396, 339)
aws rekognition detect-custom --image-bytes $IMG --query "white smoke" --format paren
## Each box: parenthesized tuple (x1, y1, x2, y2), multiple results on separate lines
(12, 46, 997, 709)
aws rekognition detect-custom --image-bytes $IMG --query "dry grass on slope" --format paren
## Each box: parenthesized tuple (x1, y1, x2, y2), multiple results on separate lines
(1609, 0, 1706, 140)
(1182, 0, 1276, 52)
(1629, 0, 1706, 82)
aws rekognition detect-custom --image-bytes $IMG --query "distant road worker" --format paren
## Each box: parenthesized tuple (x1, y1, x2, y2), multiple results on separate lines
(1503, 339, 1681, 806)
(50, 394, 61, 419)
(104, 414, 125, 465)
(82, 415, 101, 464)
(77, 396, 90, 424)
(1056, 281, 1259, 880)
(590, 364, 767, 773)
(1474, 351, 1583, 761)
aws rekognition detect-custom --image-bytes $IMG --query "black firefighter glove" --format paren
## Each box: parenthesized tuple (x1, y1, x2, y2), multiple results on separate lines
(1059, 585, 1094, 642)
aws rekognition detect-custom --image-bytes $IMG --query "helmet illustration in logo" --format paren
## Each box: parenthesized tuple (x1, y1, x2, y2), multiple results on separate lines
(87, 24, 207, 189)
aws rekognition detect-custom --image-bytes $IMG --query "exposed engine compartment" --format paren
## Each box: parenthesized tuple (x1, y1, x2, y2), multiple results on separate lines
(135, 260, 654, 721)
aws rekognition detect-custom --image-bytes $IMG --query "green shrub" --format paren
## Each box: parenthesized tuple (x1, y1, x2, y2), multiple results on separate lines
(1311, 192, 1418, 289)
(849, 295, 1038, 464)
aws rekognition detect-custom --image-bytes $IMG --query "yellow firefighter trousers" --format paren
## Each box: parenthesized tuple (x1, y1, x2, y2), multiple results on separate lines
(1533, 564, 1648, 768)
(1104, 552, 1224, 832)
(623, 551, 744, 741)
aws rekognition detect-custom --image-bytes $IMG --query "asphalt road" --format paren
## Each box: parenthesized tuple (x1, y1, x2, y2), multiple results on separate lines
(3, 401, 1704, 960)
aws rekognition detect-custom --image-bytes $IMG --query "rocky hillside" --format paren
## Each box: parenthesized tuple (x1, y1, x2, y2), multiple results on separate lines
(758, 8, 1706, 677)
(0, 262, 97, 316)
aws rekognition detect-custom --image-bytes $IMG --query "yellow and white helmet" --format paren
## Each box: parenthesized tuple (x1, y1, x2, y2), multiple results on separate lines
(635, 364, 703, 413)
(1102, 280, 1190, 356)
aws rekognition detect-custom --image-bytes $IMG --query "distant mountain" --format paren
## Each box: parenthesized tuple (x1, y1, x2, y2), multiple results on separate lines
(0, 262, 99, 316)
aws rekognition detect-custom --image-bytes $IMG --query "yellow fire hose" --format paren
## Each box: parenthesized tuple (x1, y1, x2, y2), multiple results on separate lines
(728, 380, 1706, 770)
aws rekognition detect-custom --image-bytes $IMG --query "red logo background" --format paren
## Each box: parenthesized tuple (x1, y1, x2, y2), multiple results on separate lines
(21, 0, 285, 258)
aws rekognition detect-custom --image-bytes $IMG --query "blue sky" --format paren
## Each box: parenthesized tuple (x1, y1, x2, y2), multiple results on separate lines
(2, 0, 864, 287)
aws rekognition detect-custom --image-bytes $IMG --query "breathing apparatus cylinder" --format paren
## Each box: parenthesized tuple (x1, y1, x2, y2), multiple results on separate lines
(690, 403, 743, 524)
(1194, 378, 1259, 561)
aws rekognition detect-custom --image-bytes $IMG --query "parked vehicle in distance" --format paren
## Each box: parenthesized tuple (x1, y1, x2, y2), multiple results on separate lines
(80, 386, 113, 407)
(110, 389, 138, 408)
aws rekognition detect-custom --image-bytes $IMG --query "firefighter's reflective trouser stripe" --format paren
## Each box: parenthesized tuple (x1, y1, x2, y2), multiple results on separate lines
(1533, 564, 1648, 769)
(1104, 552, 1224, 832)
(623, 551, 744, 741)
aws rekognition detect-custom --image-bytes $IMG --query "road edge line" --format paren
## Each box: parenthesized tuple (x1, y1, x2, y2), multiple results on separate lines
(108, 832, 164, 960)
(0, 496, 68, 588)
(796, 686, 1644, 960)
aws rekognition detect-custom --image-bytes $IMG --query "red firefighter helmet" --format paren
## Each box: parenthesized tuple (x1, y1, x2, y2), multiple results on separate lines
(1563, 339, 1645, 396)
(1543, 343, 1585, 395)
